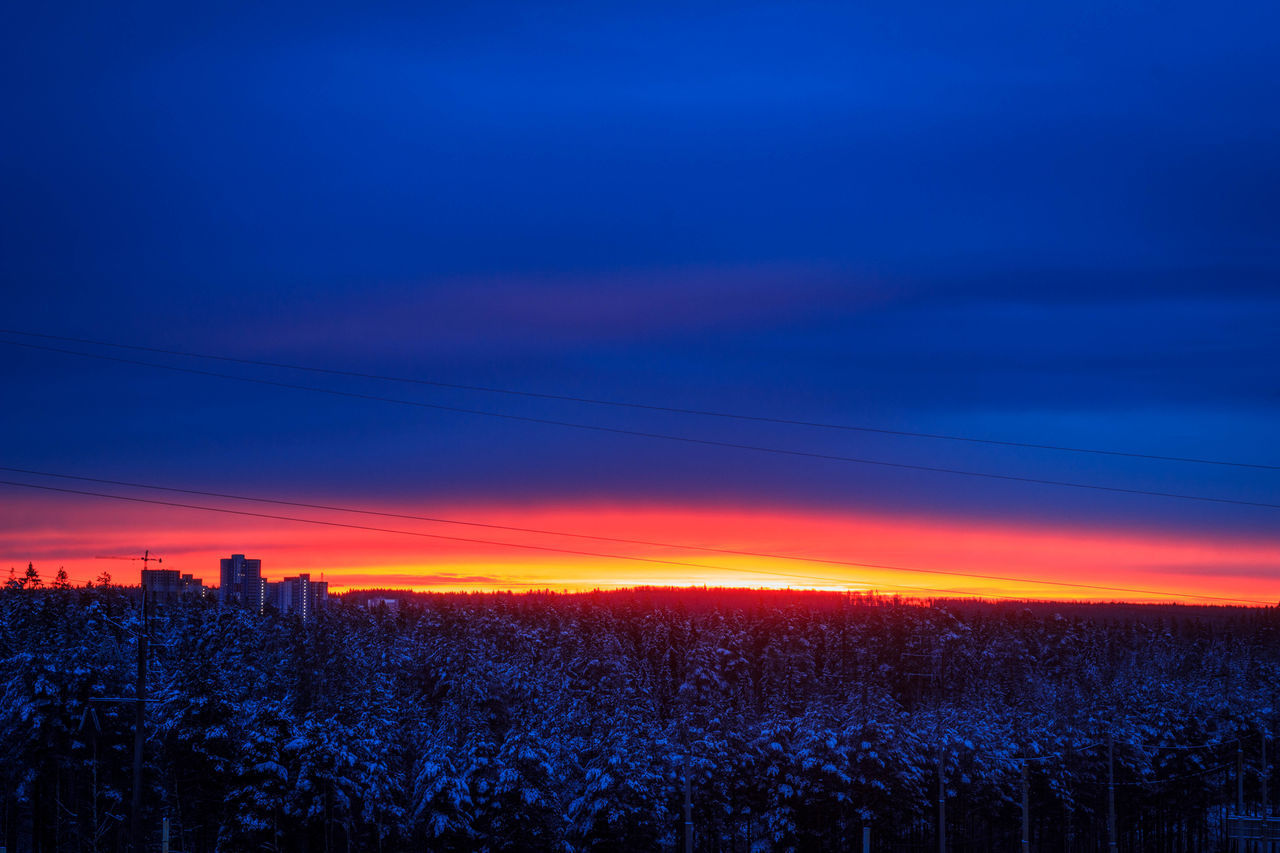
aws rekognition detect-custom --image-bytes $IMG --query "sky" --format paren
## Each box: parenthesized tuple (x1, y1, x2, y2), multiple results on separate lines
(2, 1, 1278, 600)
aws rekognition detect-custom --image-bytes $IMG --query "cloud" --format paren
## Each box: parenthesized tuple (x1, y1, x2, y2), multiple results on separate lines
(4, 493, 1278, 601)
(332, 573, 512, 588)
(232, 265, 872, 358)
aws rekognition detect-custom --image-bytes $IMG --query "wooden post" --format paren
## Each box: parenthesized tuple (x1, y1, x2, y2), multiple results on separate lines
(684, 766, 693, 853)
(161, 817, 169, 853)
(1267, 731, 1276, 853)
(937, 742, 946, 853)
(1240, 742, 1247, 815)
(131, 591, 147, 853)
(91, 737, 98, 853)
(1264, 730, 1270, 818)
(1021, 759, 1030, 852)
(1107, 732, 1118, 853)
(862, 825, 871, 852)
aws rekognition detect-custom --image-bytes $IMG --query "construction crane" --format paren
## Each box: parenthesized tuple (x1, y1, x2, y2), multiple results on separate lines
(95, 549, 163, 567)
(93, 550, 164, 589)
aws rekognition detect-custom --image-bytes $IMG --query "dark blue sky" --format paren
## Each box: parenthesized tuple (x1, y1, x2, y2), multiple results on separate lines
(3, 1, 1279, 545)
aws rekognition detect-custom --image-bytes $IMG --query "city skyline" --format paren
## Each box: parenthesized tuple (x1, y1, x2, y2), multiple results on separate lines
(8, 497, 1280, 602)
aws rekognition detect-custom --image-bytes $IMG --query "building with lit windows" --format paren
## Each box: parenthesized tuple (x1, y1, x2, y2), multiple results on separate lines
(217, 555, 327, 619)
(266, 572, 328, 619)
(218, 554, 265, 612)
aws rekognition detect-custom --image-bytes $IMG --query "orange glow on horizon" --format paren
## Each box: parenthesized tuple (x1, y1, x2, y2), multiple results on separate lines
(2, 492, 1279, 604)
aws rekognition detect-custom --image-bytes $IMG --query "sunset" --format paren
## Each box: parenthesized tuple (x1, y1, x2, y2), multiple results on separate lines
(5, 493, 1280, 602)
(3, 0, 1279, 850)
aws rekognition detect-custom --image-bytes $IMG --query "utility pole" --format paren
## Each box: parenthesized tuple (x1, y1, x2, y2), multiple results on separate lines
(131, 590, 148, 853)
(1263, 729, 1270, 818)
(1021, 759, 1030, 852)
(683, 766, 693, 853)
(1107, 732, 1118, 853)
(1239, 741, 1246, 815)
(82, 569, 160, 853)
(937, 742, 946, 853)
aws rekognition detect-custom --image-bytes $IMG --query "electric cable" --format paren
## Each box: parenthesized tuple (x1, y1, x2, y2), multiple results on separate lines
(3, 465, 1273, 605)
(3, 328, 1272, 471)
(0, 476, 1272, 604)
(5, 340, 1279, 512)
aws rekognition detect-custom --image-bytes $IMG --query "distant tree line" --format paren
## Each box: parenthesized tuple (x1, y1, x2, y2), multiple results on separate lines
(3, 573, 1279, 852)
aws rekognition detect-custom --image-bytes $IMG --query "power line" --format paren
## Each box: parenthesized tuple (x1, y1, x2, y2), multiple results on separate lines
(1, 476, 1273, 605)
(4, 465, 1273, 605)
(0, 477, 1062, 601)
(1139, 738, 1240, 751)
(6, 339, 1280, 513)
(1017, 742, 1107, 761)
(1081, 763, 1233, 788)
(2, 328, 1275, 471)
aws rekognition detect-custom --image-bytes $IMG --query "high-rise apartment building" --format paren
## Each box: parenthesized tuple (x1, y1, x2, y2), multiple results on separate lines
(141, 568, 182, 600)
(265, 572, 329, 619)
(141, 568, 206, 601)
(217, 556, 327, 618)
(219, 554, 265, 612)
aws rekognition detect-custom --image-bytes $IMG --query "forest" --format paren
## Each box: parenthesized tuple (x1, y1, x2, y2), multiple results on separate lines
(3, 576, 1280, 852)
